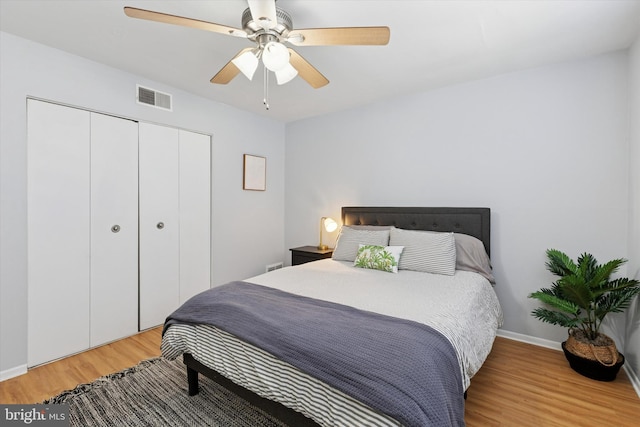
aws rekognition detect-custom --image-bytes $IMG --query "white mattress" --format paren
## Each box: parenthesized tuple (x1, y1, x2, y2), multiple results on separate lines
(162, 259, 503, 426)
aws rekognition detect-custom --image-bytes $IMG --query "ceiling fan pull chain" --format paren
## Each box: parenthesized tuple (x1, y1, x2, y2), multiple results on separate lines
(263, 65, 270, 110)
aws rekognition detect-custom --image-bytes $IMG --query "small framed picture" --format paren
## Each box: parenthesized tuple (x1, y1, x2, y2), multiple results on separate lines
(243, 154, 266, 191)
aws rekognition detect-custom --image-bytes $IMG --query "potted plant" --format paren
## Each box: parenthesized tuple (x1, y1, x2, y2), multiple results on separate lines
(529, 249, 640, 381)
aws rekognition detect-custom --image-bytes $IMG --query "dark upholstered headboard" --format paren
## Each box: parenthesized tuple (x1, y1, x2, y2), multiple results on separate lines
(342, 207, 491, 257)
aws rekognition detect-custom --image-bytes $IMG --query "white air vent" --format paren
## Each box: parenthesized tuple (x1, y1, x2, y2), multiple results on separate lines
(136, 85, 172, 111)
(266, 262, 284, 273)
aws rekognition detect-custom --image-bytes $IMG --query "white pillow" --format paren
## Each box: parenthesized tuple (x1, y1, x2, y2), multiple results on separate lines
(389, 228, 456, 275)
(353, 245, 404, 273)
(332, 226, 391, 262)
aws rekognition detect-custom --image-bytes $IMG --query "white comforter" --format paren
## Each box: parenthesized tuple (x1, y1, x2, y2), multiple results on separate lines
(248, 258, 503, 389)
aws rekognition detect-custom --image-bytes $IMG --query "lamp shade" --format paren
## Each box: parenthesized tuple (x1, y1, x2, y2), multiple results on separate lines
(323, 217, 338, 232)
(275, 63, 298, 85)
(318, 216, 337, 250)
(232, 50, 259, 80)
(262, 42, 290, 71)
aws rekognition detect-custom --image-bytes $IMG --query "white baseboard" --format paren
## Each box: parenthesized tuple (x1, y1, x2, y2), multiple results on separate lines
(497, 328, 640, 398)
(497, 328, 562, 351)
(0, 364, 27, 382)
(623, 364, 640, 398)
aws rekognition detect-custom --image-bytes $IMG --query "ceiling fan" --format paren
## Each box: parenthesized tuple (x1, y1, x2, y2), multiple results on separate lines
(124, 0, 390, 94)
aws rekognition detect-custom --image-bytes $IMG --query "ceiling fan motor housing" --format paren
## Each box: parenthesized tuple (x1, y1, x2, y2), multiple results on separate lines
(241, 7, 293, 40)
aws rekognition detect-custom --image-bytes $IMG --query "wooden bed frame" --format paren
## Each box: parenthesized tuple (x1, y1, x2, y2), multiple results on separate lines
(183, 206, 491, 426)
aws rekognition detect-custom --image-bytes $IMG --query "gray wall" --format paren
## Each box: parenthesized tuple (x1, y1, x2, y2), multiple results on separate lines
(2, 28, 639, 393)
(0, 32, 286, 374)
(285, 51, 632, 360)
(625, 33, 640, 388)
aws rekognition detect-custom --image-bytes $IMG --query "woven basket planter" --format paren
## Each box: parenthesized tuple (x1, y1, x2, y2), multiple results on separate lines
(562, 330, 625, 381)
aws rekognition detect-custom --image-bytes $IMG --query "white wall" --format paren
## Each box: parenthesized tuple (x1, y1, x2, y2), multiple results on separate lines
(625, 34, 640, 386)
(0, 32, 286, 374)
(285, 52, 630, 347)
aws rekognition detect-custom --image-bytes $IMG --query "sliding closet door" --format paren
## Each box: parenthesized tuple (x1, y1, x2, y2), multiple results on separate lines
(90, 113, 139, 346)
(28, 100, 91, 367)
(139, 123, 180, 330)
(178, 130, 211, 304)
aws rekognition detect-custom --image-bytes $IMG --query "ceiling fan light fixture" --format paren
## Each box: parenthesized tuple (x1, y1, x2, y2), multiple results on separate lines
(275, 63, 298, 85)
(262, 41, 290, 71)
(232, 50, 259, 80)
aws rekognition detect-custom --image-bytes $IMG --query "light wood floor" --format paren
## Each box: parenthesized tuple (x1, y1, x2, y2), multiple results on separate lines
(0, 327, 162, 404)
(1, 332, 638, 426)
(465, 338, 639, 426)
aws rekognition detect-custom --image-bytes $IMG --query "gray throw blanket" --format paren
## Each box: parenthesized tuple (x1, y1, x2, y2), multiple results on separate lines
(164, 281, 464, 426)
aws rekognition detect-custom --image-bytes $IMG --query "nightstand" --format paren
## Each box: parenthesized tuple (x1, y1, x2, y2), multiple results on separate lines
(290, 246, 333, 266)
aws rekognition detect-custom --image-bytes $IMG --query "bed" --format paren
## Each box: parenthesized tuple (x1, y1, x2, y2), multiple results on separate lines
(161, 207, 503, 426)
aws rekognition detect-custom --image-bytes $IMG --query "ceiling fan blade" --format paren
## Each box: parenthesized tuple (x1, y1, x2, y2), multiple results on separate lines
(124, 7, 247, 38)
(287, 27, 390, 46)
(288, 49, 329, 89)
(247, 0, 277, 29)
(211, 48, 254, 84)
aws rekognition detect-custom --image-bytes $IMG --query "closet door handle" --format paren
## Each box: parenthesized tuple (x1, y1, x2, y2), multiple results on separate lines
(157, 222, 165, 230)
(111, 225, 120, 233)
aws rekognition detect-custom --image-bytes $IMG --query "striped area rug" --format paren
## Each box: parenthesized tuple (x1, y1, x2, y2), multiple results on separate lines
(42, 357, 288, 427)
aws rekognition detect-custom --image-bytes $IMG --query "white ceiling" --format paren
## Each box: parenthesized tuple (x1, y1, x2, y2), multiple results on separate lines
(1, 0, 640, 122)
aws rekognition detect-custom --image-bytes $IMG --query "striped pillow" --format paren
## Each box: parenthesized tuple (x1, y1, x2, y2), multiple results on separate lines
(332, 227, 391, 262)
(389, 228, 457, 275)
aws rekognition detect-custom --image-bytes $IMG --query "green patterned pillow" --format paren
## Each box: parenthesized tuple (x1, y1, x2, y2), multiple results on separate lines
(353, 245, 404, 273)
